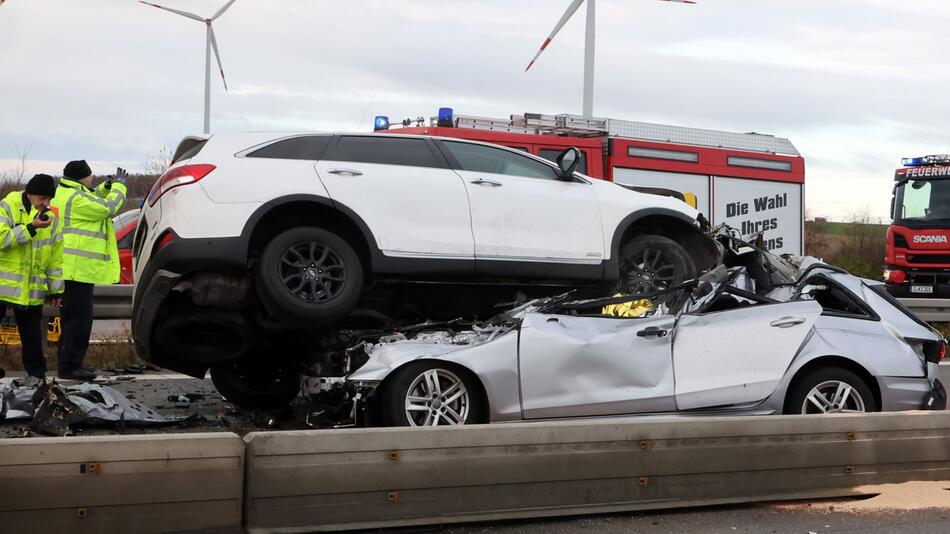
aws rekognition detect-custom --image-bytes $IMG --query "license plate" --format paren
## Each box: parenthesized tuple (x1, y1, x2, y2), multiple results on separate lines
(910, 285, 935, 294)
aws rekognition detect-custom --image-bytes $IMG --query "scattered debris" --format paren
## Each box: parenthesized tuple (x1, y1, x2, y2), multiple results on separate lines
(0, 377, 186, 436)
(167, 393, 205, 402)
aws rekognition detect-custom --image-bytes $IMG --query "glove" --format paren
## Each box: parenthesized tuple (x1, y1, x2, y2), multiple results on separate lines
(109, 167, 129, 188)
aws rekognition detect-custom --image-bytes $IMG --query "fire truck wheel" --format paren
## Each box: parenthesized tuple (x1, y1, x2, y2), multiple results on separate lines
(620, 234, 697, 295)
(256, 227, 363, 324)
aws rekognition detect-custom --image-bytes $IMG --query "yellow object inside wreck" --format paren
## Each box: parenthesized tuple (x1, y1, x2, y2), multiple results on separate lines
(602, 295, 654, 318)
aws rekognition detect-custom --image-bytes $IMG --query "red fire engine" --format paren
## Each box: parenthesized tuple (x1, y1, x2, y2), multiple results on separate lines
(885, 155, 950, 297)
(376, 109, 806, 254)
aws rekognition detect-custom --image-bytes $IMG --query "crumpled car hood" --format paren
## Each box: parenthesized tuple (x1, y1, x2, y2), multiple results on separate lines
(348, 327, 515, 381)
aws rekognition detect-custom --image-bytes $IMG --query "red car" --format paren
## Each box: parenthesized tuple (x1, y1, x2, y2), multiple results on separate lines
(113, 209, 140, 285)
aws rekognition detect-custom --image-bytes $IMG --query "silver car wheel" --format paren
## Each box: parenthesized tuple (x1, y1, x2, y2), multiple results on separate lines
(404, 368, 470, 426)
(801, 380, 867, 414)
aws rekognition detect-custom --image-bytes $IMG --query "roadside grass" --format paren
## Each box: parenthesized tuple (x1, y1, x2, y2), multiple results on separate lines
(0, 325, 144, 373)
(805, 219, 887, 280)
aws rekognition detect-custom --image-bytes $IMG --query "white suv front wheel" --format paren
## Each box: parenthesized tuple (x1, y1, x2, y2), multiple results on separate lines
(619, 234, 696, 295)
(256, 227, 364, 324)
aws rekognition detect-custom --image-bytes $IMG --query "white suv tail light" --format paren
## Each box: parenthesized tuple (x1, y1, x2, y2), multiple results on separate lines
(147, 164, 216, 206)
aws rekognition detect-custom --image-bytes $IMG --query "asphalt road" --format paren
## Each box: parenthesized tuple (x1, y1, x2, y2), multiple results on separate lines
(441, 496, 950, 534)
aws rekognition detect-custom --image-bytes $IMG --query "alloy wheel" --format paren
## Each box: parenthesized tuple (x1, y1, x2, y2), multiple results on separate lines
(404, 368, 470, 426)
(801, 380, 867, 414)
(623, 247, 677, 294)
(278, 241, 347, 303)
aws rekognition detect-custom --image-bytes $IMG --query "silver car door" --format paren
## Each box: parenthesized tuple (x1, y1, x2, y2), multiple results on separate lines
(673, 300, 823, 410)
(519, 311, 676, 419)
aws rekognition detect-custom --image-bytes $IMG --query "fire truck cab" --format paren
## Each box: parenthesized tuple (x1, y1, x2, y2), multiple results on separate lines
(885, 155, 950, 297)
(377, 109, 806, 254)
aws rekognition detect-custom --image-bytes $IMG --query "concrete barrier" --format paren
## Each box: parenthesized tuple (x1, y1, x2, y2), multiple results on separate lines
(0, 432, 244, 533)
(243, 412, 950, 532)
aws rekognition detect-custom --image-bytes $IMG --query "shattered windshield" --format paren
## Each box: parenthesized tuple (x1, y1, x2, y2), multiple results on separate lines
(894, 178, 950, 223)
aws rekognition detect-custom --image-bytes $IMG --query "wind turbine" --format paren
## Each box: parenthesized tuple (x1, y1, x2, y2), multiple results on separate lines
(525, 0, 696, 118)
(139, 0, 237, 134)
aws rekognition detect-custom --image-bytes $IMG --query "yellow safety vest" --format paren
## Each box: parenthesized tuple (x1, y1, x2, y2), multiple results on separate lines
(0, 191, 65, 306)
(51, 177, 127, 285)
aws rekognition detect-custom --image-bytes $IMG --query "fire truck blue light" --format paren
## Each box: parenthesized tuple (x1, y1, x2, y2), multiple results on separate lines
(374, 116, 390, 131)
(438, 107, 454, 127)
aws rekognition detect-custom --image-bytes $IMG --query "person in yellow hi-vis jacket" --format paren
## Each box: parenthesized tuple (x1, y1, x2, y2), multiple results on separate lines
(51, 160, 127, 381)
(0, 174, 64, 384)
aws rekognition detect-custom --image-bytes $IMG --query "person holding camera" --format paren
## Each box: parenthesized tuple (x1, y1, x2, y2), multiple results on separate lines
(51, 160, 128, 381)
(0, 173, 64, 384)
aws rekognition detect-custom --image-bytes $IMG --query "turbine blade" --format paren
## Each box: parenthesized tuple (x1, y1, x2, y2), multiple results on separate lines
(211, 0, 238, 20)
(138, 1, 204, 22)
(209, 25, 228, 92)
(657, 0, 697, 4)
(525, 0, 586, 71)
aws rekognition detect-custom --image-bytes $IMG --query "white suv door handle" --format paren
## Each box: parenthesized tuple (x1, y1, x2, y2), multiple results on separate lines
(328, 168, 363, 176)
(770, 316, 807, 328)
(470, 179, 502, 187)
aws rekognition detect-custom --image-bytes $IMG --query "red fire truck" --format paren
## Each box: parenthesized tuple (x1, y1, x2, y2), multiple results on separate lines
(885, 155, 950, 297)
(376, 109, 806, 254)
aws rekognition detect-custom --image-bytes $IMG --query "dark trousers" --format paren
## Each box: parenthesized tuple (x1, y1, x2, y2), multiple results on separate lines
(58, 281, 95, 373)
(0, 304, 46, 378)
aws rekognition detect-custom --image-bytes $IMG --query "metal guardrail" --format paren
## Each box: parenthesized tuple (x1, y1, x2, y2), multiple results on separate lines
(90, 284, 133, 319)
(243, 412, 950, 532)
(899, 297, 950, 322)
(33, 284, 134, 320)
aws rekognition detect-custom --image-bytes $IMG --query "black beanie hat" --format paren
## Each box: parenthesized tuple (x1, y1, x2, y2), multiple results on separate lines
(25, 174, 57, 197)
(63, 160, 92, 180)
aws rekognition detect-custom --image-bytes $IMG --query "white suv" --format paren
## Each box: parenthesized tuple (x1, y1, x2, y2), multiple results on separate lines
(132, 132, 717, 407)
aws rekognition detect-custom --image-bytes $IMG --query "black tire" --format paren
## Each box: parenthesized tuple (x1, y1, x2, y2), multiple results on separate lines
(154, 307, 256, 364)
(210, 357, 301, 410)
(380, 361, 485, 427)
(256, 227, 363, 324)
(784, 367, 877, 415)
(619, 234, 697, 295)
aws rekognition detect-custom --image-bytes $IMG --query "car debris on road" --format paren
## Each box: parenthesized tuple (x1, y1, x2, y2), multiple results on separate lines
(0, 377, 186, 436)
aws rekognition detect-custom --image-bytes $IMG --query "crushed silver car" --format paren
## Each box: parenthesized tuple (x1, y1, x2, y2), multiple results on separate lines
(303, 230, 948, 427)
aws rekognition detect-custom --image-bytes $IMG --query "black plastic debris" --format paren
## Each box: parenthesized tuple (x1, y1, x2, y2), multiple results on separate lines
(167, 393, 206, 403)
(30, 379, 85, 436)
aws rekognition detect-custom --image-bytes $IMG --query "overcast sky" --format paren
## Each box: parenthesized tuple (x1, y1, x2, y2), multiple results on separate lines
(2, 0, 949, 220)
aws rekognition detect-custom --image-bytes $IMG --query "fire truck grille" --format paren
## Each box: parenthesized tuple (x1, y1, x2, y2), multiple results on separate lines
(909, 272, 950, 285)
(906, 254, 950, 265)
